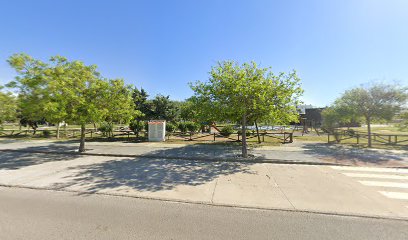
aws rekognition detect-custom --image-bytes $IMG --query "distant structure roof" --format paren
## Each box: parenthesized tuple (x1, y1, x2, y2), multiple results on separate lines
(297, 104, 314, 115)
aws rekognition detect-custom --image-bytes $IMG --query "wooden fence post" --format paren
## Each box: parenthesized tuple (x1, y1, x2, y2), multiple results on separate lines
(213, 133, 216, 141)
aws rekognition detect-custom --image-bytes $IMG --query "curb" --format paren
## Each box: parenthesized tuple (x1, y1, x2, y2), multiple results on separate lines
(1, 184, 407, 222)
(0, 148, 345, 166)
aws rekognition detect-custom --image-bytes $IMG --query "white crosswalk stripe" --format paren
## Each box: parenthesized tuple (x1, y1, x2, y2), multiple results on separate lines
(331, 166, 408, 203)
(342, 172, 408, 180)
(358, 181, 408, 189)
(379, 191, 408, 200)
(331, 166, 408, 174)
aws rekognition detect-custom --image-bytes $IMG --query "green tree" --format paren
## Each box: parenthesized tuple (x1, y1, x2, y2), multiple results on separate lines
(8, 53, 136, 152)
(329, 83, 408, 147)
(149, 94, 179, 122)
(8, 55, 70, 137)
(102, 79, 139, 136)
(321, 107, 342, 131)
(179, 98, 199, 121)
(132, 87, 151, 120)
(129, 120, 145, 137)
(0, 87, 17, 125)
(246, 70, 303, 143)
(46, 56, 107, 151)
(7, 54, 49, 129)
(321, 101, 357, 130)
(398, 111, 408, 130)
(43, 56, 70, 138)
(190, 61, 302, 157)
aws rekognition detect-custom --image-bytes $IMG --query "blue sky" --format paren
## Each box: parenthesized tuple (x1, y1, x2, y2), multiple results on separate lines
(1, 0, 408, 106)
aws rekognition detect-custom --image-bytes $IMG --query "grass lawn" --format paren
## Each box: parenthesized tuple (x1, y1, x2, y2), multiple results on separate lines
(338, 125, 408, 135)
(2, 123, 407, 150)
(293, 135, 327, 142)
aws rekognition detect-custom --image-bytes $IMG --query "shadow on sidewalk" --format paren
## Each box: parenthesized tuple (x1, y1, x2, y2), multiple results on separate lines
(301, 143, 407, 165)
(56, 157, 255, 193)
(0, 144, 80, 170)
(143, 143, 243, 159)
(47, 145, 253, 193)
(1, 142, 256, 192)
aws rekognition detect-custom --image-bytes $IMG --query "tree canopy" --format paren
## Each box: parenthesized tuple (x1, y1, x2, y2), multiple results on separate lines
(7, 53, 136, 151)
(190, 61, 303, 157)
(323, 83, 408, 147)
(0, 86, 17, 125)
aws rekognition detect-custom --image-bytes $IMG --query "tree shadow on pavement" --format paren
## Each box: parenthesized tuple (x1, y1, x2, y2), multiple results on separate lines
(0, 150, 80, 170)
(52, 144, 256, 193)
(301, 142, 407, 165)
(143, 143, 244, 160)
(57, 158, 254, 193)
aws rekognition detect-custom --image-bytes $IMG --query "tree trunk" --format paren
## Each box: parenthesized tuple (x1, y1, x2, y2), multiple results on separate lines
(255, 120, 261, 144)
(56, 123, 60, 139)
(93, 122, 97, 131)
(367, 116, 372, 148)
(241, 114, 248, 158)
(79, 123, 86, 152)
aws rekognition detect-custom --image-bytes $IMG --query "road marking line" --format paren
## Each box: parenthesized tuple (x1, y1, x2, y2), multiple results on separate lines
(379, 191, 408, 200)
(331, 166, 408, 174)
(359, 181, 408, 189)
(343, 173, 408, 180)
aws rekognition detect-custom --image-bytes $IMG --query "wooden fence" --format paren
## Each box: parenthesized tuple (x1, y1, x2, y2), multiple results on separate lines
(327, 129, 408, 146)
(0, 129, 137, 141)
(0, 128, 293, 144)
(168, 131, 293, 144)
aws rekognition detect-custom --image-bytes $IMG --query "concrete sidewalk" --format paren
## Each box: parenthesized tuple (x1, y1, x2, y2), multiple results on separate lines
(1, 151, 408, 220)
(1, 139, 408, 166)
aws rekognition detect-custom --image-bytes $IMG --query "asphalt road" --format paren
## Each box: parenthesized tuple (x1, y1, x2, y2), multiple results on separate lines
(0, 187, 407, 240)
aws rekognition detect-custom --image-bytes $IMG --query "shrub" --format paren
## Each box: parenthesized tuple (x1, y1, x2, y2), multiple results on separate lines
(42, 129, 51, 138)
(129, 120, 145, 135)
(178, 122, 188, 132)
(98, 122, 113, 137)
(220, 125, 234, 137)
(186, 121, 200, 133)
(347, 129, 356, 136)
(166, 122, 176, 133)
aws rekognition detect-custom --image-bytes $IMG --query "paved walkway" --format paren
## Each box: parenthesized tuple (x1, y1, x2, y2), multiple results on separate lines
(1, 150, 408, 219)
(1, 139, 408, 166)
